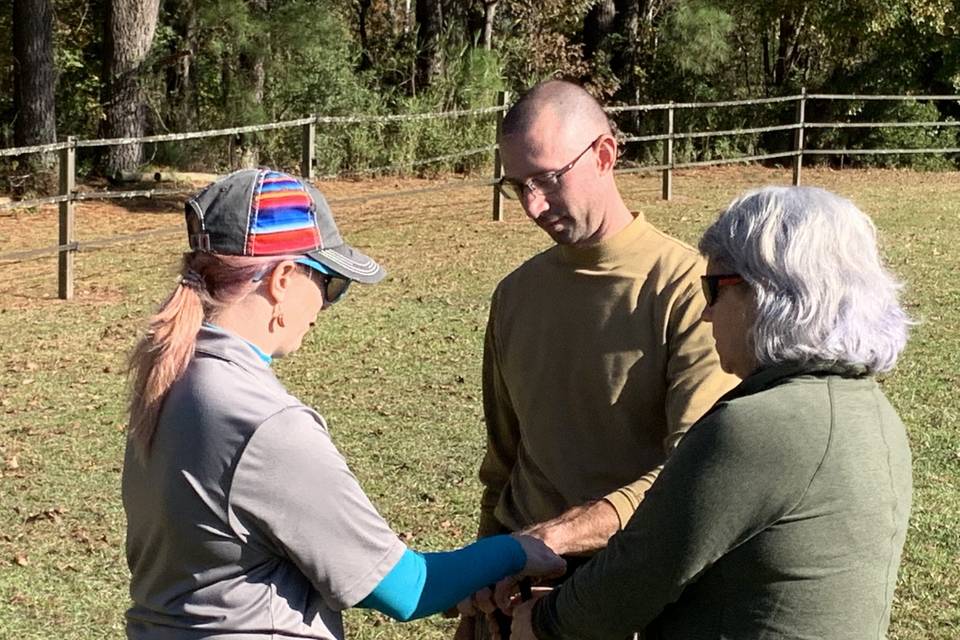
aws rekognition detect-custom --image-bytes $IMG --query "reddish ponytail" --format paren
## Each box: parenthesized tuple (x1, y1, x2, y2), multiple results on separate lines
(127, 252, 298, 456)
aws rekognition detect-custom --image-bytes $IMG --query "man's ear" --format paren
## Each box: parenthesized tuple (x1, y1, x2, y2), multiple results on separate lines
(596, 135, 618, 174)
(265, 260, 299, 304)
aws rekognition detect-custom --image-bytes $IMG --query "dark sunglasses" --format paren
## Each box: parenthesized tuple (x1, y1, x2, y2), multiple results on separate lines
(299, 265, 351, 306)
(253, 261, 352, 306)
(700, 273, 744, 307)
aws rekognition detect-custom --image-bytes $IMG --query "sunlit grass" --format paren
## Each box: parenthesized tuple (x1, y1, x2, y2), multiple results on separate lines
(0, 167, 956, 639)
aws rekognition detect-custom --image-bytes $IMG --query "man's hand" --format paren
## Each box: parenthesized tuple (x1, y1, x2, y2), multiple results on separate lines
(454, 591, 500, 640)
(453, 615, 476, 640)
(452, 612, 506, 640)
(510, 591, 550, 640)
(522, 499, 620, 556)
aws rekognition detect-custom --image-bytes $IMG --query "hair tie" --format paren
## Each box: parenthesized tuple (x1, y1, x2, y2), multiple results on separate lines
(179, 269, 206, 291)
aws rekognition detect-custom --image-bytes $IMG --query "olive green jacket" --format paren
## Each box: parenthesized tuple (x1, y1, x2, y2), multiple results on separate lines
(533, 362, 912, 640)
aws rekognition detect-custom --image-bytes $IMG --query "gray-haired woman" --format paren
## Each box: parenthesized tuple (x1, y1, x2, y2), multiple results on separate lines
(507, 186, 913, 639)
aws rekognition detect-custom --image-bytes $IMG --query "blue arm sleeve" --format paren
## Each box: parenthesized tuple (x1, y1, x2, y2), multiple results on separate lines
(358, 534, 525, 622)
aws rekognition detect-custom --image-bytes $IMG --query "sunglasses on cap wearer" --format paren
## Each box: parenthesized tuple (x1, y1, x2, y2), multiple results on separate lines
(496, 135, 604, 200)
(251, 258, 351, 306)
(700, 273, 744, 307)
(295, 258, 351, 306)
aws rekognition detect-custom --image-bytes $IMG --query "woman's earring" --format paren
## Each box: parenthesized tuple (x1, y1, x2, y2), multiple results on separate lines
(272, 306, 286, 328)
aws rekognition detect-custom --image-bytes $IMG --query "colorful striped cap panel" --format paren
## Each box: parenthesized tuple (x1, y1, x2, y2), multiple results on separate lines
(246, 171, 321, 255)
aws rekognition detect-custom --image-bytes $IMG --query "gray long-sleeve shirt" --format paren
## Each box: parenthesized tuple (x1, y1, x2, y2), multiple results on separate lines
(533, 362, 912, 640)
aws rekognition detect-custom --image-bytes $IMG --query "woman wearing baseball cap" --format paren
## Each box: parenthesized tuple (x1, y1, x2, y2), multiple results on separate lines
(121, 169, 564, 639)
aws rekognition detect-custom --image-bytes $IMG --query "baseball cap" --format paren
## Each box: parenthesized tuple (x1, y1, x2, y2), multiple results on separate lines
(185, 168, 385, 284)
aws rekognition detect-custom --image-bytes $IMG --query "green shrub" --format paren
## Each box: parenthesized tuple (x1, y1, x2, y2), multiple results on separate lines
(846, 100, 958, 170)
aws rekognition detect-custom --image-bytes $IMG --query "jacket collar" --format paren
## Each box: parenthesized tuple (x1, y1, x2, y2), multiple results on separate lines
(194, 323, 274, 374)
(717, 360, 870, 406)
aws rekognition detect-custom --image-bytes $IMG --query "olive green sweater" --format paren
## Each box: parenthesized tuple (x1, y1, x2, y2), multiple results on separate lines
(479, 213, 737, 536)
(532, 362, 913, 640)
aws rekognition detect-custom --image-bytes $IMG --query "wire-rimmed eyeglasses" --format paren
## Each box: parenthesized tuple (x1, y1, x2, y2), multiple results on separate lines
(497, 135, 604, 200)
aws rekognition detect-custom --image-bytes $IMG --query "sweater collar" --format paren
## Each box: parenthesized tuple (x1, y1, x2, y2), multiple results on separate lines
(556, 212, 649, 268)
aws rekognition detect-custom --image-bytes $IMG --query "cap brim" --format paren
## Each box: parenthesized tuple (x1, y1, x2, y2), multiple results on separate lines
(305, 245, 385, 284)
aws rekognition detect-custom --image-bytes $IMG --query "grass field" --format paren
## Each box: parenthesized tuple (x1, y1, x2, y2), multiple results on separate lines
(0, 166, 957, 639)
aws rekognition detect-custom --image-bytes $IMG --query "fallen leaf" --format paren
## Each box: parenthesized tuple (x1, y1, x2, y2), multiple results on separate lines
(24, 507, 65, 525)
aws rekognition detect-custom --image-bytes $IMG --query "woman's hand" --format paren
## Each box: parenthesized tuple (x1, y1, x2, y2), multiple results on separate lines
(456, 586, 497, 617)
(485, 534, 564, 611)
(510, 591, 549, 640)
(454, 593, 504, 640)
(457, 535, 562, 639)
(511, 533, 567, 578)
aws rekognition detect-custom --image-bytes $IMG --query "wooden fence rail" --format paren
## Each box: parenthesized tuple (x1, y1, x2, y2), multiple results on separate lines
(1, 91, 958, 299)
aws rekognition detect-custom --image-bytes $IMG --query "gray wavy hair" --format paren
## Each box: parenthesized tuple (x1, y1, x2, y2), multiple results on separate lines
(699, 186, 909, 374)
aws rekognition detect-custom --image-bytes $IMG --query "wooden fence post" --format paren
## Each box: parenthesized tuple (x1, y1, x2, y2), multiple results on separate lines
(662, 102, 674, 201)
(491, 90, 509, 221)
(793, 88, 807, 186)
(58, 136, 76, 300)
(301, 119, 316, 180)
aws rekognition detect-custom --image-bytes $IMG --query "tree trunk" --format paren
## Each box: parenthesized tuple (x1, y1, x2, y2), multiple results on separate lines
(385, 0, 397, 36)
(775, 14, 792, 86)
(762, 29, 772, 89)
(774, 6, 808, 88)
(482, 1, 498, 50)
(164, 0, 197, 132)
(236, 0, 267, 168)
(415, 0, 443, 92)
(605, 0, 669, 124)
(12, 0, 57, 187)
(357, 0, 373, 70)
(237, 50, 265, 168)
(613, 0, 641, 103)
(102, 0, 161, 177)
(583, 0, 616, 61)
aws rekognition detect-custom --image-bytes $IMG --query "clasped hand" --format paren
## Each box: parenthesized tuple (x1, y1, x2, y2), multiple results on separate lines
(456, 533, 562, 640)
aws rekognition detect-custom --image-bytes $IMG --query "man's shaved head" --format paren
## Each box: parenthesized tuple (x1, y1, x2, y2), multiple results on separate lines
(501, 80, 611, 143)
(495, 79, 632, 246)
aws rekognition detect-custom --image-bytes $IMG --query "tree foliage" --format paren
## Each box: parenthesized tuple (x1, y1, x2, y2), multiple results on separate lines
(1, 0, 958, 182)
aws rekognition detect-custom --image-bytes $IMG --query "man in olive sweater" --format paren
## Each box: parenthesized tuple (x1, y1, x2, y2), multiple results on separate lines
(456, 80, 736, 637)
